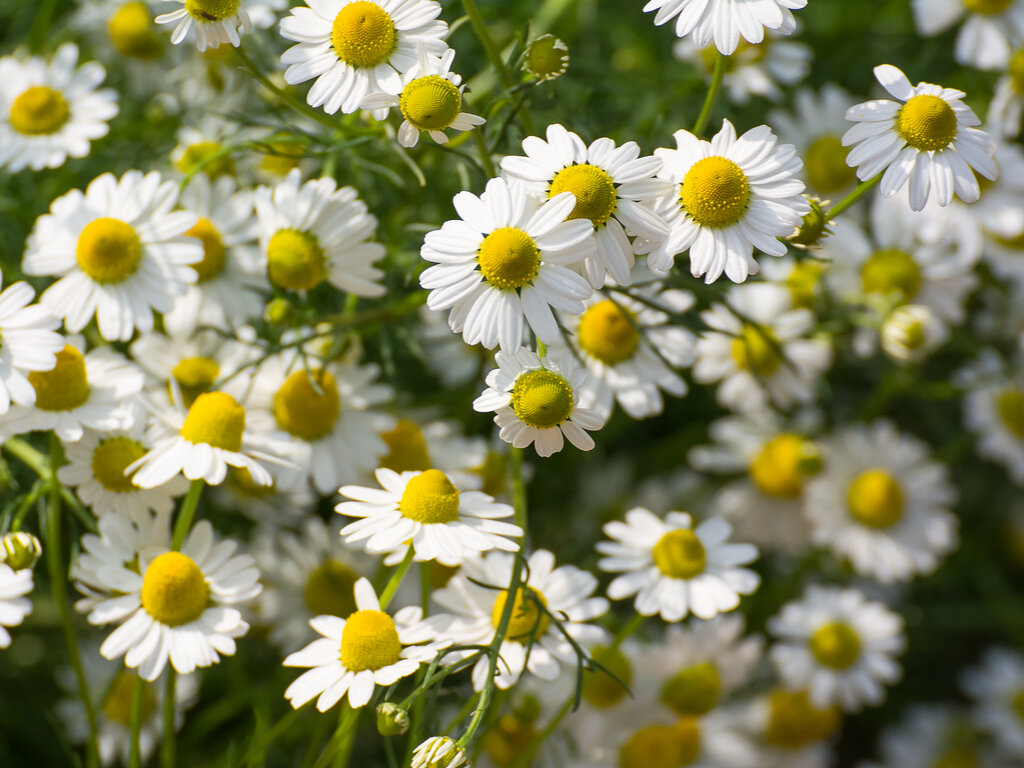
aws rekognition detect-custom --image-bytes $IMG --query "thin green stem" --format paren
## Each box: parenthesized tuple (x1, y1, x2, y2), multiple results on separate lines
(161, 669, 177, 768)
(826, 173, 882, 220)
(472, 129, 498, 178)
(692, 51, 727, 137)
(171, 480, 204, 552)
(420, 562, 431, 615)
(128, 677, 146, 768)
(610, 613, 644, 652)
(235, 47, 341, 132)
(3, 436, 49, 476)
(379, 545, 416, 609)
(232, 707, 305, 768)
(461, 0, 515, 89)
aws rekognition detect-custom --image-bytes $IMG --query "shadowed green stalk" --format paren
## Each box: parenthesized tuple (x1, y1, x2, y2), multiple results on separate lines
(128, 677, 146, 768)
(380, 545, 416, 609)
(826, 173, 883, 220)
(693, 50, 727, 136)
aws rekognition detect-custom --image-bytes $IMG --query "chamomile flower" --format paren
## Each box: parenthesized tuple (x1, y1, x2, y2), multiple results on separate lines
(880, 304, 948, 362)
(414, 305, 488, 388)
(283, 577, 450, 710)
(674, 35, 812, 105)
(23, 170, 203, 342)
(864, 705, 995, 768)
(963, 370, 1024, 483)
(280, 0, 448, 115)
(337, 468, 521, 566)
(842, 64, 997, 211)
(473, 349, 605, 457)
(72, 0, 167, 66)
(434, 549, 608, 691)
(740, 688, 841, 768)
(961, 647, 1024, 758)
(769, 585, 905, 712)
(254, 169, 386, 297)
(642, 0, 806, 55)
(0, 43, 118, 173)
(500, 123, 671, 287)
(377, 418, 488, 479)
(644, 120, 809, 283)
(0, 271, 64, 414)
(420, 177, 596, 352)
(598, 508, 760, 622)
(912, 0, 1024, 71)
(156, 0, 252, 52)
(988, 49, 1024, 138)
(0, 563, 33, 648)
(804, 421, 958, 583)
(412, 737, 470, 768)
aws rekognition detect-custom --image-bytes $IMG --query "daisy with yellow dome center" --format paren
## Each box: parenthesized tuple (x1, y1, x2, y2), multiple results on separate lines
(769, 585, 906, 712)
(336, 467, 521, 566)
(643, 0, 806, 55)
(473, 349, 605, 457)
(420, 176, 596, 353)
(0, 43, 118, 172)
(644, 119, 809, 284)
(842, 64, 997, 211)
(0, 270, 64, 415)
(912, 0, 1024, 70)
(804, 421, 958, 583)
(500, 123, 671, 288)
(280, 0, 448, 115)
(156, 0, 252, 52)
(283, 577, 450, 710)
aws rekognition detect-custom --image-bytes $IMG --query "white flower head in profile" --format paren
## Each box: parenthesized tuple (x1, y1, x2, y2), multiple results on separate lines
(643, 0, 807, 55)
(156, 0, 252, 52)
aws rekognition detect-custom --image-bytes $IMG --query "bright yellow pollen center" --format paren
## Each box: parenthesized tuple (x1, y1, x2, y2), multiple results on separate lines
(619, 719, 700, 768)
(897, 95, 958, 152)
(185, 218, 227, 282)
(548, 164, 618, 226)
(175, 142, 234, 178)
(29, 345, 91, 412)
(933, 749, 981, 768)
(786, 261, 825, 310)
(750, 434, 807, 498)
(661, 661, 721, 716)
(510, 369, 574, 429)
(184, 0, 240, 22)
(331, 1, 396, 68)
(805, 134, 856, 194)
(304, 560, 359, 618)
(1009, 49, 1024, 94)
(577, 300, 640, 365)
(180, 391, 246, 451)
(764, 689, 841, 749)
(997, 390, 1024, 439)
(731, 324, 782, 377)
(484, 714, 538, 768)
(9, 86, 70, 136)
(267, 228, 328, 292)
(108, 2, 163, 60)
(273, 369, 340, 441)
(399, 469, 461, 524)
(400, 75, 461, 131)
(76, 217, 143, 284)
(964, 0, 1013, 13)
(847, 469, 904, 528)
(809, 621, 862, 669)
(652, 529, 706, 579)
(680, 156, 749, 228)
(103, 671, 156, 726)
(141, 552, 209, 626)
(492, 587, 550, 642)
(861, 249, 922, 303)
(339, 609, 402, 671)
(380, 419, 432, 472)
(477, 227, 540, 290)
(92, 437, 147, 493)
(261, 140, 306, 175)
(171, 356, 220, 408)
(582, 645, 632, 709)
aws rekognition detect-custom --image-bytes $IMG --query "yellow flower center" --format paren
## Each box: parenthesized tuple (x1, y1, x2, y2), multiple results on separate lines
(523, 34, 569, 81)
(102, 671, 156, 726)
(510, 369, 574, 429)
(749, 434, 812, 499)
(933, 749, 981, 768)
(847, 469, 904, 529)
(477, 227, 540, 291)
(731, 324, 783, 377)
(785, 261, 825, 310)
(380, 419, 432, 473)
(619, 719, 700, 768)
(227, 466, 275, 498)
(92, 436, 148, 493)
(331, 1, 396, 68)
(304, 559, 359, 618)
(185, 217, 227, 282)
(582, 645, 632, 709)
(1013, 689, 1024, 721)
(548, 163, 618, 227)
(577, 300, 640, 365)
(1009, 49, 1024, 94)
(29, 345, 91, 412)
(175, 141, 235, 178)
(680, 156, 750, 228)
(260, 139, 306, 175)
(9, 86, 70, 136)
(764, 689, 841, 749)
(339, 609, 402, 671)
(141, 552, 209, 627)
(76, 217, 143, 284)
(660, 661, 721, 716)
(266, 228, 328, 292)
(897, 95, 958, 152)
(805, 134, 856, 194)
(399, 469, 461, 524)
(171, 356, 220, 408)
(184, 0, 240, 23)
(108, 1, 163, 60)
(273, 369, 340, 441)
(809, 621, 862, 669)
(652, 528, 706, 580)
(964, 0, 1013, 13)
(492, 587, 550, 642)
(484, 714, 537, 768)
(180, 391, 246, 451)
(476, 451, 508, 498)
(997, 390, 1024, 439)
(400, 75, 461, 132)
(861, 249, 922, 303)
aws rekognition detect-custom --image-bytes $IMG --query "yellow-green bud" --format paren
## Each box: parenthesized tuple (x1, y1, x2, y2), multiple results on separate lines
(263, 297, 294, 325)
(0, 532, 42, 571)
(376, 702, 410, 736)
(789, 198, 833, 250)
(523, 34, 569, 82)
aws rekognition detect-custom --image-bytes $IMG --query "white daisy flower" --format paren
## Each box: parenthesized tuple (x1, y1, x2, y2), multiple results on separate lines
(804, 421, 958, 583)
(0, 563, 33, 648)
(769, 585, 905, 712)
(283, 577, 450, 710)
(912, 0, 1024, 71)
(674, 35, 812, 105)
(500, 123, 671, 288)
(642, 0, 806, 55)
(863, 704, 996, 768)
(880, 304, 948, 362)
(0, 43, 118, 172)
(962, 647, 1024, 759)
(597, 507, 760, 622)
(692, 282, 832, 414)
(739, 688, 841, 768)
(842, 64, 997, 211)
(644, 119, 809, 283)
(337, 467, 522, 566)
(473, 349, 605, 457)
(156, 0, 252, 52)
(0, 271, 64, 415)
(279, 0, 448, 115)
(988, 50, 1024, 139)
(433, 549, 608, 691)
(412, 737, 469, 768)
(963, 371, 1024, 483)
(71, 0, 168, 66)
(88, 519, 260, 680)
(254, 169, 386, 297)
(23, 170, 202, 342)
(420, 176, 596, 352)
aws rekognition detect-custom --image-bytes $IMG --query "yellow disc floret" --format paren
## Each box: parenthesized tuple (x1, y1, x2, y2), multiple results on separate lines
(339, 609, 402, 671)
(103, 671, 156, 726)
(399, 469, 461, 524)
(76, 217, 143, 284)
(731, 324, 783, 377)
(809, 621, 862, 670)
(510, 369, 574, 429)
(184, 0, 240, 22)
(652, 528, 707, 580)
(92, 436, 148, 493)
(933, 749, 982, 768)
(180, 391, 246, 451)
(400, 75, 461, 132)
(964, 0, 1013, 14)
(619, 719, 700, 768)
(785, 261, 825, 310)
(680, 156, 750, 228)
(304, 560, 359, 618)
(273, 369, 340, 441)
(29, 345, 90, 412)
(660, 661, 721, 716)
(548, 164, 618, 226)
(805, 135, 856, 194)
(764, 689, 841, 749)
(185, 217, 227, 282)
(380, 419, 432, 472)
(492, 587, 549, 642)
(484, 713, 538, 768)
(108, 2, 163, 60)
(861, 249, 922, 303)
(897, 95, 958, 152)
(267, 228, 328, 292)
(1010, 49, 1024, 95)
(331, 1, 396, 68)
(847, 469, 904, 529)
(9, 86, 70, 136)
(477, 227, 540, 290)
(174, 141, 235, 178)
(141, 551, 209, 626)
(997, 389, 1024, 439)
(582, 645, 633, 709)
(749, 434, 808, 498)
(171, 356, 220, 408)
(577, 300, 640, 365)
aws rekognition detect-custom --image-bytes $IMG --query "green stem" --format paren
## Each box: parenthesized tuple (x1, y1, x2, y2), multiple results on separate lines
(235, 47, 341, 132)
(472, 129, 498, 178)
(128, 677, 146, 768)
(232, 707, 305, 768)
(161, 668, 177, 768)
(461, 0, 515, 89)
(420, 562, 431, 615)
(171, 480, 204, 552)
(692, 51, 727, 137)
(379, 546, 415, 610)
(3, 436, 49, 476)
(610, 613, 644, 652)
(28, 0, 58, 51)
(826, 173, 882, 219)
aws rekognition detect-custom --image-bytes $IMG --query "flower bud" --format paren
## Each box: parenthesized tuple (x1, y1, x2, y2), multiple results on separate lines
(376, 702, 409, 736)
(789, 198, 833, 250)
(523, 35, 569, 82)
(263, 297, 293, 326)
(410, 736, 469, 768)
(0, 532, 42, 571)
(881, 304, 947, 362)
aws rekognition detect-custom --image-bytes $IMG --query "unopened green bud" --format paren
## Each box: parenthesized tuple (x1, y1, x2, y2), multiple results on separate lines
(411, 736, 468, 768)
(0, 532, 42, 571)
(789, 198, 833, 250)
(523, 34, 569, 82)
(264, 297, 293, 325)
(376, 702, 409, 736)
